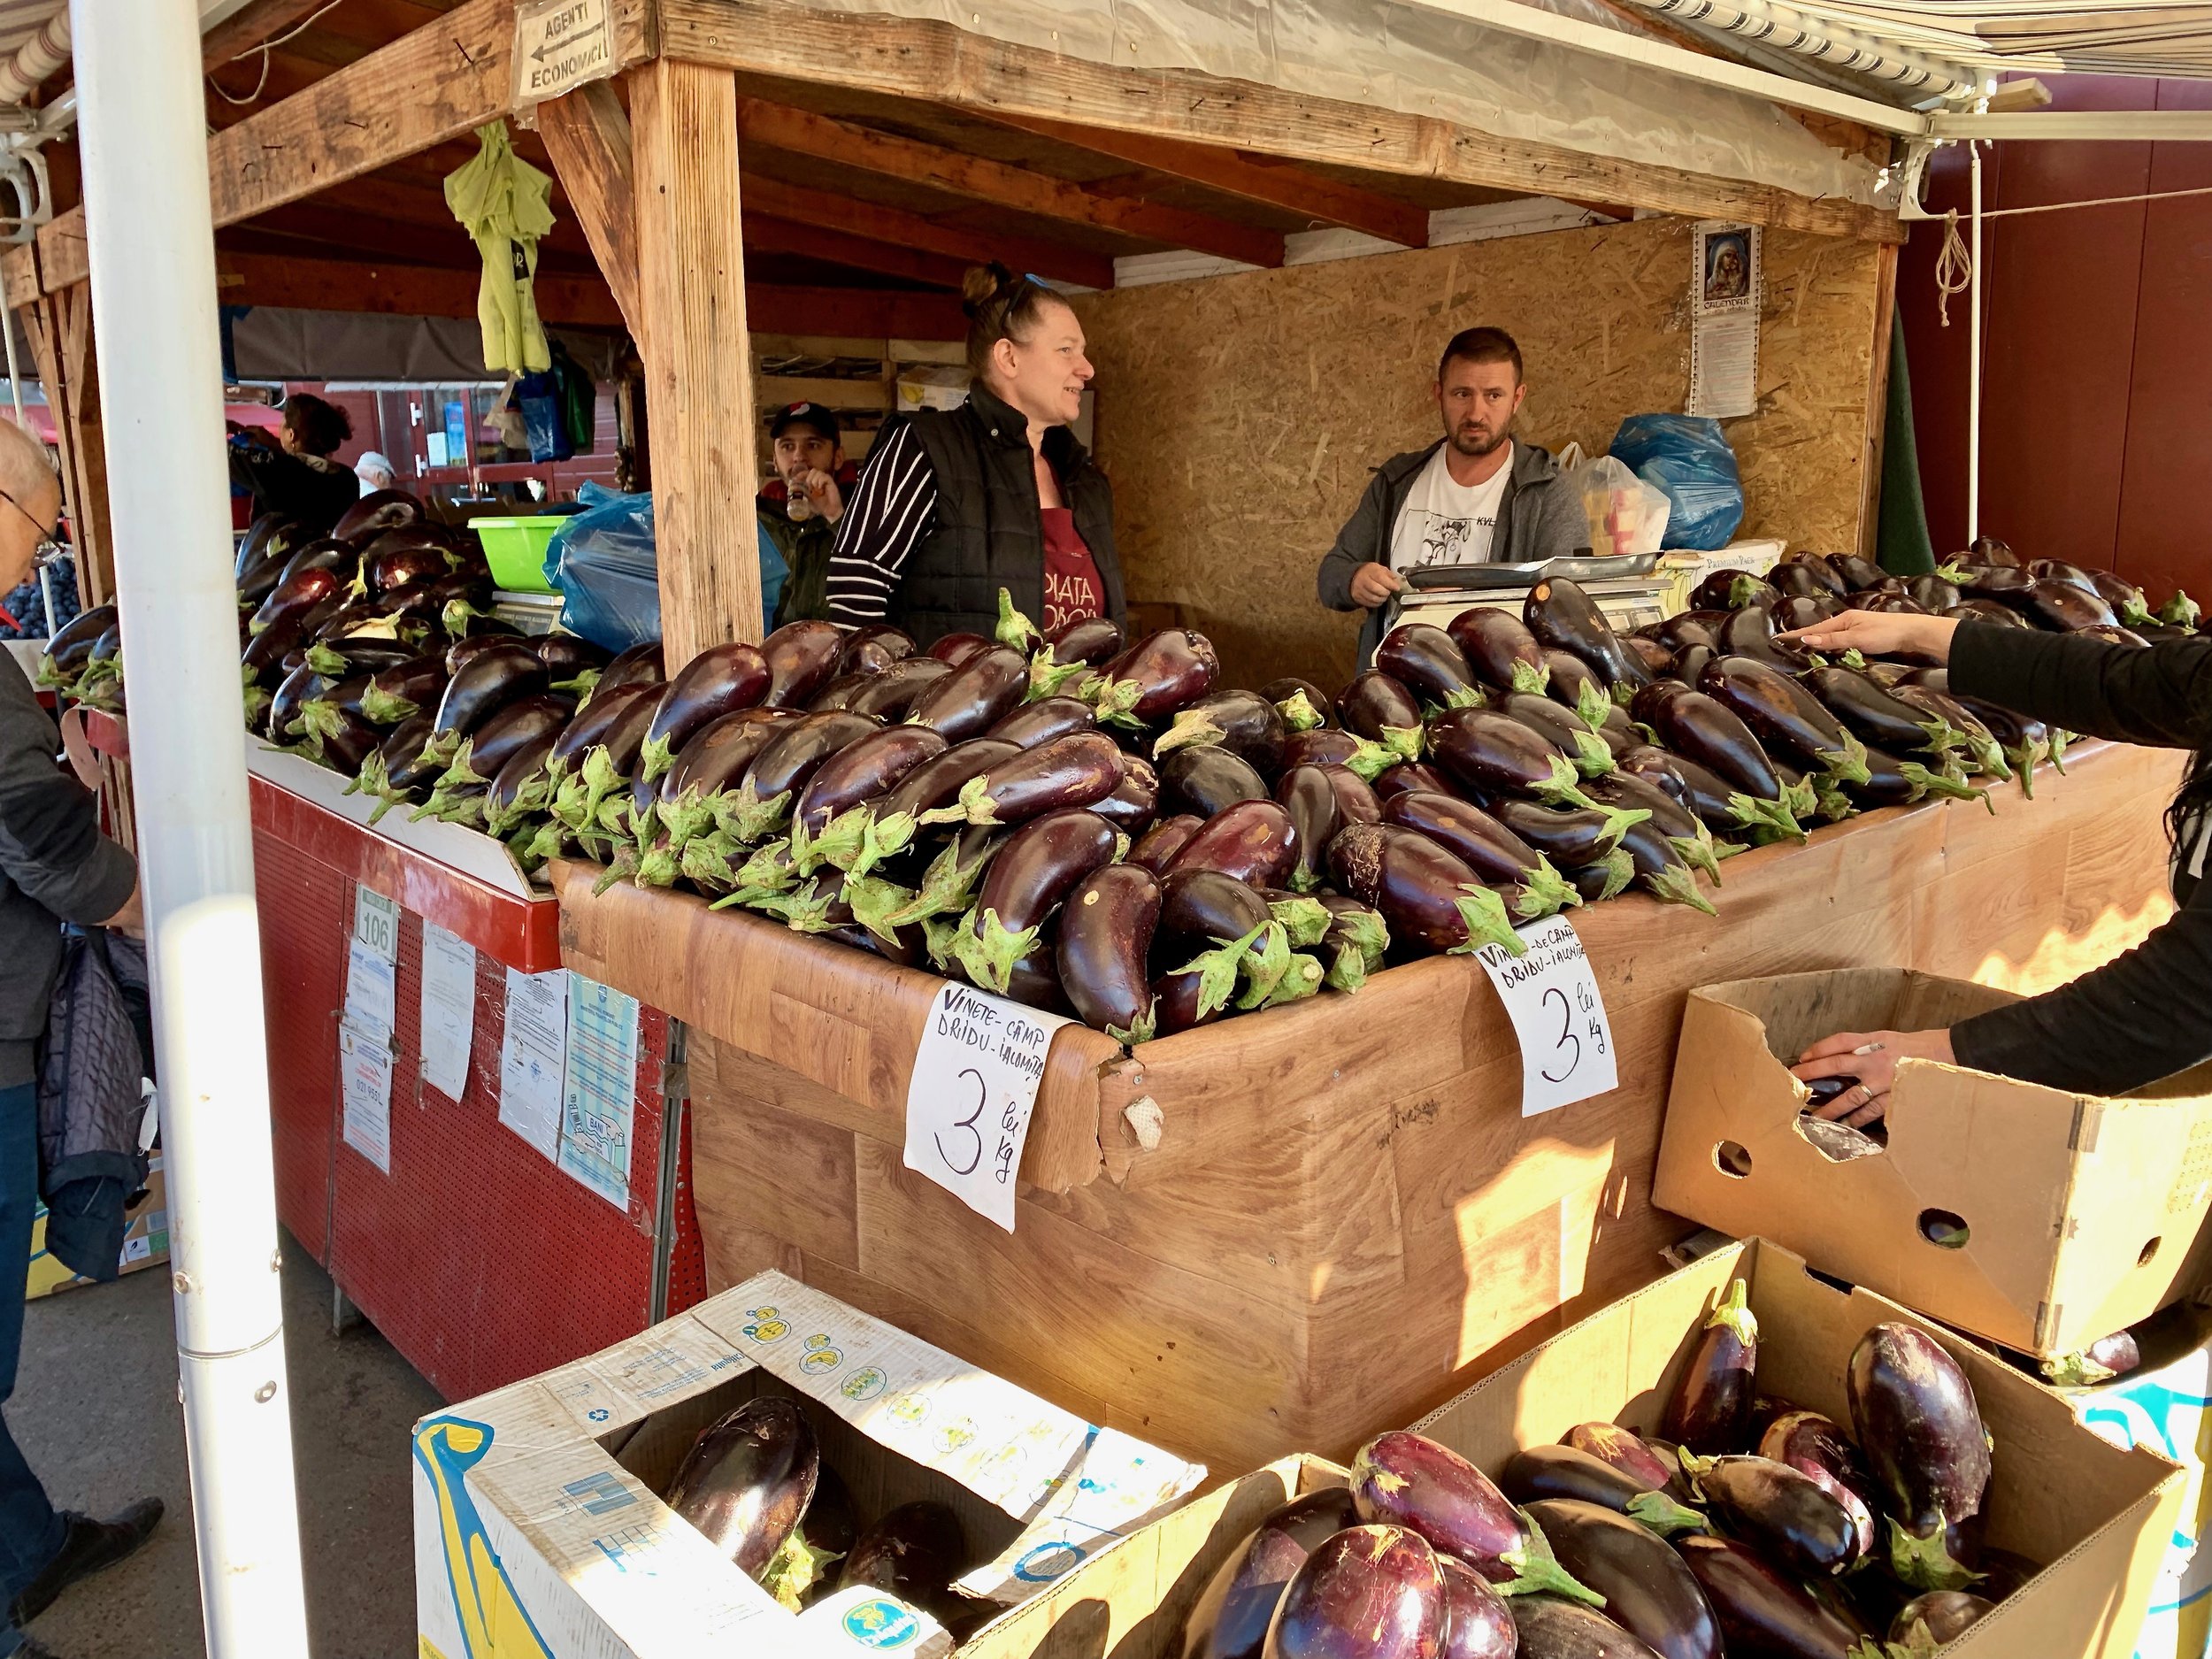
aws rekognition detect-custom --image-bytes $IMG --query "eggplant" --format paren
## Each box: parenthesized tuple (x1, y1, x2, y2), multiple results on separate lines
(1155, 689, 1290, 776)
(1847, 1324, 1992, 1591)
(1612, 816, 1717, 914)
(1157, 868, 1274, 962)
(1795, 666, 1968, 761)
(639, 642, 772, 780)
(1428, 707, 1602, 811)
(1437, 1556, 1516, 1659)
(1162, 745, 1270, 819)
(1381, 791, 1576, 919)
(1378, 625, 1486, 710)
(835, 624, 917, 677)
(1825, 552, 1888, 592)
(1262, 1524, 1448, 1659)
(1540, 650, 1614, 732)
(416, 694, 575, 820)
(1968, 534, 2016, 565)
(1328, 825, 1525, 958)
(849, 654, 955, 720)
(1093, 753, 1160, 835)
(1890, 1591, 1993, 1646)
(1349, 1432, 1594, 1598)
(583, 642, 665, 706)
(353, 711, 442, 820)
(235, 513, 302, 581)
(312, 707, 380, 775)
(544, 682, 659, 797)
(1275, 766, 1342, 893)
(721, 710, 884, 842)
(1563, 1425, 1677, 1492)
(954, 809, 1121, 992)
(1672, 1534, 1861, 1659)
(274, 536, 362, 595)
(929, 631, 993, 664)
(355, 653, 448, 726)
(1526, 578, 1647, 698)
(1846, 745, 1990, 813)
(1486, 802, 1645, 898)
(910, 644, 1032, 742)
(2012, 579, 2116, 632)
(1335, 672, 1426, 760)
(420, 642, 549, 767)
(1771, 556, 1847, 599)
(1664, 1279, 1758, 1456)
(783, 724, 950, 876)
(809, 675, 875, 713)
(1759, 1412, 1878, 1563)
(759, 618, 846, 708)
(1044, 613, 1125, 666)
(250, 563, 350, 638)
(1282, 727, 1397, 781)
(1058, 864, 1163, 1042)
(1501, 692, 1616, 779)
(1772, 595, 1843, 635)
(1624, 636, 1675, 678)
(987, 695, 1097, 749)
(1499, 1448, 1704, 1537)
(526, 634, 610, 690)
(1133, 815, 1205, 875)
(294, 637, 416, 680)
(1683, 1455, 1853, 1578)
(874, 739, 1025, 829)
(1693, 569, 1781, 612)
(1315, 894, 1391, 992)
(1260, 676, 1335, 734)
(837, 1500, 966, 1621)
(1584, 772, 1724, 883)
(2044, 1327, 2142, 1387)
(1323, 765, 1386, 825)
(1885, 682, 2010, 780)
(1632, 683, 1809, 839)
(1508, 1596, 1663, 1659)
(330, 488, 424, 545)
(1947, 598, 2029, 630)
(266, 662, 332, 742)
(1091, 629, 1220, 728)
(1152, 957, 1228, 1036)
(1167, 799, 1300, 889)
(1526, 1501, 1719, 1659)
(1668, 645, 1716, 688)
(363, 534, 456, 596)
(1717, 605, 1816, 673)
(482, 731, 560, 836)
(920, 731, 1124, 831)
(1372, 762, 1452, 803)
(666, 1396, 818, 1581)
(1697, 657, 1869, 785)
(1446, 609, 1549, 697)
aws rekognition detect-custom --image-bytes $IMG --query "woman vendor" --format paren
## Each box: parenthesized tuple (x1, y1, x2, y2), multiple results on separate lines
(1778, 608, 2210, 1125)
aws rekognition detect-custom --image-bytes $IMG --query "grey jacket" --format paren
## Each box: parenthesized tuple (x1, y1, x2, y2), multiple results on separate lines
(0, 664, 137, 1088)
(1317, 439, 1589, 667)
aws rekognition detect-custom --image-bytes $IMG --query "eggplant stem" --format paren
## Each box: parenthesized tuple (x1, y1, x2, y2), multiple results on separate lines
(1444, 684, 1486, 710)
(1704, 1279, 1758, 1346)
(1340, 738, 1398, 782)
(1324, 944, 1368, 995)
(1623, 1490, 1709, 1537)
(1170, 922, 1269, 1022)
(1536, 755, 1603, 814)
(844, 874, 918, 944)
(590, 852, 636, 895)
(1332, 908, 1390, 965)
(1261, 954, 1325, 1009)
(1105, 996, 1159, 1046)
(1670, 831, 1722, 884)
(1571, 731, 1615, 778)
(1267, 895, 1332, 949)
(918, 773, 996, 828)
(1275, 688, 1324, 733)
(638, 733, 676, 784)
(1573, 681, 1612, 732)
(995, 588, 1041, 652)
(1641, 860, 1717, 917)
(1380, 723, 1425, 764)
(1508, 660, 1549, 697)
(1586, 803, 1650, 852)
(2008, 746, 2038, 800)
(1522, 856, 1580, 917)
(1816, 729, 1874, 787)
(1496, 1513, 1606, 1609)
(1153, 709, 1227, 758)
(1447, 884, 1526, 957)
(1234, 921, 1295, 1010)
(1026, 651, 1094, 702)
(950, 906, 1040, 995)
(1886, 1519, 1985, 1594)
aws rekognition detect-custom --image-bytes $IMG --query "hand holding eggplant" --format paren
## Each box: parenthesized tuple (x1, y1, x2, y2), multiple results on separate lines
(1789, 1029, 1957, 1128)
(1776, 611, 1959, 663)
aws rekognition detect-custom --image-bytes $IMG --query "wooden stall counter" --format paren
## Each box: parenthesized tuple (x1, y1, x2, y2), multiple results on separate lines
(553, 739, 2183, 1471)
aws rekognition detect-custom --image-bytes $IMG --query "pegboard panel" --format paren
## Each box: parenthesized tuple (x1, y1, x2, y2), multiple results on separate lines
(254, 826, 343, 1256)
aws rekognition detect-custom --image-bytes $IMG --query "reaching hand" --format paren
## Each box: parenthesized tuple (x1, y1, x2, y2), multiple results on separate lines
(1790, 1027, 1956, 1127)
(1775, 609, 1960, 662)
(1350, 562, 1406, 609)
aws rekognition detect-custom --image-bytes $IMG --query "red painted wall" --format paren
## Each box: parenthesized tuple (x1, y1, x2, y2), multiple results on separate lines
(1900, 77, 2212, 605)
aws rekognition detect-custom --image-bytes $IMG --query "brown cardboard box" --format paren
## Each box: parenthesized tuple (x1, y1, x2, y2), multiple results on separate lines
(1412, 1239, 2182, 1659)
(1654, 969, 2212, 1358)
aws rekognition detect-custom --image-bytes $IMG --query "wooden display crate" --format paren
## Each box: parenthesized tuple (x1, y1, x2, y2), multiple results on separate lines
(554, 740, 2185, 1470)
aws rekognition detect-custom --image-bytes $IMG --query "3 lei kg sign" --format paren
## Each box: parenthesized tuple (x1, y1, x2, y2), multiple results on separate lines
(1471, 912, 1618, 1117)
(903, 983, 1072, 1232)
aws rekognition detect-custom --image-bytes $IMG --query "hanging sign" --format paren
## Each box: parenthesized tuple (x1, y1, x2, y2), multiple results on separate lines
(512, 0, 615, 107)
(1469, 912, 1619, 1117)
(903, 983, 1072, 1232)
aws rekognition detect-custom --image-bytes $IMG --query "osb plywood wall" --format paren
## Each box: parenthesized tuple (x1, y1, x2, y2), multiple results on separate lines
(1072, 218, 1885, 689)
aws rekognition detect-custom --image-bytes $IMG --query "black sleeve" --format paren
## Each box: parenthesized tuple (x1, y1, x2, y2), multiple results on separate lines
(825, 422, 938, 626)
(1950, 878, 2212, 1094)
(1950, 623, 2212, 751)
(1317, 470, 1394, 612)
(0, 677, 136, 927)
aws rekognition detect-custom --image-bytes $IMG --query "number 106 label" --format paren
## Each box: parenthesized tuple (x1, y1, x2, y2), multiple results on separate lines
(1470, 913, 1618, 1117)
(903, 982, 1074, 1231)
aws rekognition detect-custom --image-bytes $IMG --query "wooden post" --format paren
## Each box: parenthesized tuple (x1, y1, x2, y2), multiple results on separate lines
(628, 58, 760, 664)
(19, 280, 115, 606)
(539, 80, 644, 344)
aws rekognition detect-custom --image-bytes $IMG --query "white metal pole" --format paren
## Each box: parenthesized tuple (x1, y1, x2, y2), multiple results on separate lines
(1966, 139, 1985, 543)
(69, 4, 311, 1655)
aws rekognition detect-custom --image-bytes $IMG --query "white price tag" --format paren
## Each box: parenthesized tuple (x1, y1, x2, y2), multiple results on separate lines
(353, 885, 400, 964)
(512, 0, 614, 107)
(1471, 912, 1618, 1117)
(902, 983, 1072, 1232)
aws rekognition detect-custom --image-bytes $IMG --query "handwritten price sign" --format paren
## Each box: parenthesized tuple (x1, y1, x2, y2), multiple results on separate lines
(903, 983, 1073, 1231)
(1470, 912, 1618, 1117)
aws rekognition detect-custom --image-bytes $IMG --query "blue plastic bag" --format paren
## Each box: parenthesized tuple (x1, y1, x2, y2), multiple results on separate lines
(546, 481, 658, 651)
(1609, 414, 1744, 551)
(514, 372, 574, 463)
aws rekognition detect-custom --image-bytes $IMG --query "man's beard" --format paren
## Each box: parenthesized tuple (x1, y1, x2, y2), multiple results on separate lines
(1448, 422, 1507, 459)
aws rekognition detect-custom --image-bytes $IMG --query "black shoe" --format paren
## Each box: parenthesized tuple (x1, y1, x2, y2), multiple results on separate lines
(8, 1499, 163, 1627)
(17, 1637, 63, 1658)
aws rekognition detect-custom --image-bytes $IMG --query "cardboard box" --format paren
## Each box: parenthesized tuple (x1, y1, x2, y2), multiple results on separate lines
(1654, 969, 2212, 1358)
(27, 1152, 167, 1301)
(412, 1269, 1205, 1659)
(1411, 1238, 2183, 1659)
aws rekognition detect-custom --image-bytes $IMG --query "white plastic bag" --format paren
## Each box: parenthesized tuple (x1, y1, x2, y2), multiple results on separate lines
(1567, 455, 1671, 557)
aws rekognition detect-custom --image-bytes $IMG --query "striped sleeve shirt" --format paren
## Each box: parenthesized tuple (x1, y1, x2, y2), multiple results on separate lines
(826, 421, 940, 626)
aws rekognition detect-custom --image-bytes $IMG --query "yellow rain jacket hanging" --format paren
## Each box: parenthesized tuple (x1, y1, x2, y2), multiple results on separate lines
(444, 121, 554, 374)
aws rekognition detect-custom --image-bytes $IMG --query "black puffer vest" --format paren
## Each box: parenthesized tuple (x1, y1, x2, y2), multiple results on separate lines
(890, 382, 1124, 646)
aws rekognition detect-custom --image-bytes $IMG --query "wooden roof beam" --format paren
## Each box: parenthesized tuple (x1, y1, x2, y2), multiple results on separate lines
(983, 113, 1432, 248)
(744, 217, 968, 288)
(733, 97, 1286, 269)
(738, 173, 1115, 290)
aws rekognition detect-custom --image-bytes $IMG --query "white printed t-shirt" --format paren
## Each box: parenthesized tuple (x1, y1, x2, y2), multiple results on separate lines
(1388, 442, 1514, 572)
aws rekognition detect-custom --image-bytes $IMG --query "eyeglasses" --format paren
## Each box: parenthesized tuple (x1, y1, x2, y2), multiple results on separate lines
(0, 486, 65, 565)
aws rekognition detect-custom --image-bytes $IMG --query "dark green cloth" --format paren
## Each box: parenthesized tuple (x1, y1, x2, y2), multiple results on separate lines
(757, 497, 833, 628)
(1876, 306, 1937, 576)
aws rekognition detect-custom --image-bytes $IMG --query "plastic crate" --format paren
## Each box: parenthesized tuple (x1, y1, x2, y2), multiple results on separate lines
(471, 516, 563, 595)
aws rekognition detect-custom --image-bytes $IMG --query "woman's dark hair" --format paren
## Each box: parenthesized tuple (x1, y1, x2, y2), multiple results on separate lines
(961, 262, 1066, 382)
(2170, 747, 2212, 858)
(283, 393, 353, 457)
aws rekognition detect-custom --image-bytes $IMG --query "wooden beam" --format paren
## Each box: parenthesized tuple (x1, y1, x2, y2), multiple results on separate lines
(631, 58, 763, 662)
(201, 0, 341, 69)
(538, 80, 644, 341)
(745, 216, 967, 288)
(661, 0, 1899, 243)
(740, 173, 1115, 289)
(19, 283, 114, 608)
(745, 287, 963, 339)
(733, 98, 1287, 268)
(753, 374, 892, 411)
(984, 112, 1432, 248)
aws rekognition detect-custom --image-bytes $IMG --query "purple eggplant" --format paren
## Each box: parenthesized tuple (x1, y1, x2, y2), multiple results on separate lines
(1502, 692, 1617, 778)
(1890, 1591, 1993, 1646)
(836, 1500, 966, 1621)
(1886, 682, 2010, 780)
(1281, 727, 1395, 781)
(809, 674, 875, 711)
(835, 624, 916, 677)
(849, 655, 955, 721)
(421, 641, 549, 769)
(1697, 657, 1870, 785)
(930, 631, 992, 665)
(1428, 708, 1602, 811)
(292, 638, 415, 680)
(1527, 578, 1647, 699)
(1045, 613, 1125, 666)
(910, 644, 1032, 742)
(482, 732, 561, 837)
(1624, 636, 1675, 678)
(1260, 676, 1334, 734)
(1684, 1455, 1854, 1578)
(1692, 569, 1778, 612)
(1773, 595, 1843, 635)
(1276, 766, 1342, 893)
(356, 653, 448, 726)
(265, 662, 332, 742)
(875, 739, 1025, 829)
(416, 694, 574, 820)
(1314, 894, 1390, 992)
(1563, 1425, 1677, 1493)
(1328, 825, 1525, 959)
(782, 724, 950, 877)
(1583, 773, 1724, 884)
(311, 707, 380, 775)
(1825, 552, 1888, 593)
(1509, 1597, 1663, 1659)
(1673, 1534, 1860, 1659)
(1448, 608, 1549, 698)
(1526, 1501, 1720, 1659)
(352, 711, 442, 820)
(1486, 803, 1643, 905)
(1718, 605, 1814, 672)
(585, 642, 665, 705)
(1058, 863, 1162, 1042)
(1796, 666, 1970, 761)
(1436, 1556, 1515, 1659)
(920, 731, 1125, 831)
(527, 634, 609, 691)
(1091, 629, 1220, 728)
(1336, 672, 1426, 761)
(273, 536, 362, 595)
(1093, 753, 1159, 835)
(1372, 762, 1455, 803)
(1378, 625, 1486, 710)
(760, 618, 846, 708)
(2012, 579, 2116, 632)
(1630, 681, 1809, 839)
(331, 488, 425, 545)
(1167, 799, 1300, 889)
(1847, 1324, 1992, 1592)
(639, 642, 772, 780)
(1152, 958, 1227, 1035)
(1349, 1431, 1594, 1599)
(1157, 869, 1273, 962)
(1381, 791, 1576, 919)
(1499, 1448, 1705, 1538)
(235, 513, 302, 581)
(1612, 816, 1717, 915)
(1664, 1278, 1758, 1456)
(954, 809, 1120, 992)
(1771, 557, 1847, 599)
(1322, 764, 1385, 825)
(363, 531, 457, 595)
(719, 710, 883, 842)
(1162, 745, 1270, 820)
(1155, 689, 1289, 776)
(666, 1396, 819, 1583)
(987, 695, 1097, 749)
(1262, 1524, 1448, 1659)
(1759, 1413, 1878, 1563)
(250, 563, 350, 639)
(1133, 815, 1204, 875)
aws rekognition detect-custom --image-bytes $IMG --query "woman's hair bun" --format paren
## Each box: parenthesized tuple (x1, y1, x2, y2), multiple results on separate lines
(961, 261, 1016, 314)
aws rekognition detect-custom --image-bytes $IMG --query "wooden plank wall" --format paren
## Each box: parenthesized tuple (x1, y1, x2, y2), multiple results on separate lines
(1072, 218, 1886, 689)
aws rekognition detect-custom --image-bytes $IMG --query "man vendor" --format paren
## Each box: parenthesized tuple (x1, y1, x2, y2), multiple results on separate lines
(1317, 326, 1587, 665)
(756, 401, 857, 626)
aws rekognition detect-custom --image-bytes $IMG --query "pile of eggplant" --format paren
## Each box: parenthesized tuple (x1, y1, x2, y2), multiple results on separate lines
(1181, 1284, 2021, 1659)
(656, 1394, 990, 1632)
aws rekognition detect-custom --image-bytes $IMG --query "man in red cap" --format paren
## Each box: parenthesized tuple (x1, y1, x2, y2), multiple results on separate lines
(757, 402, 858, 626)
